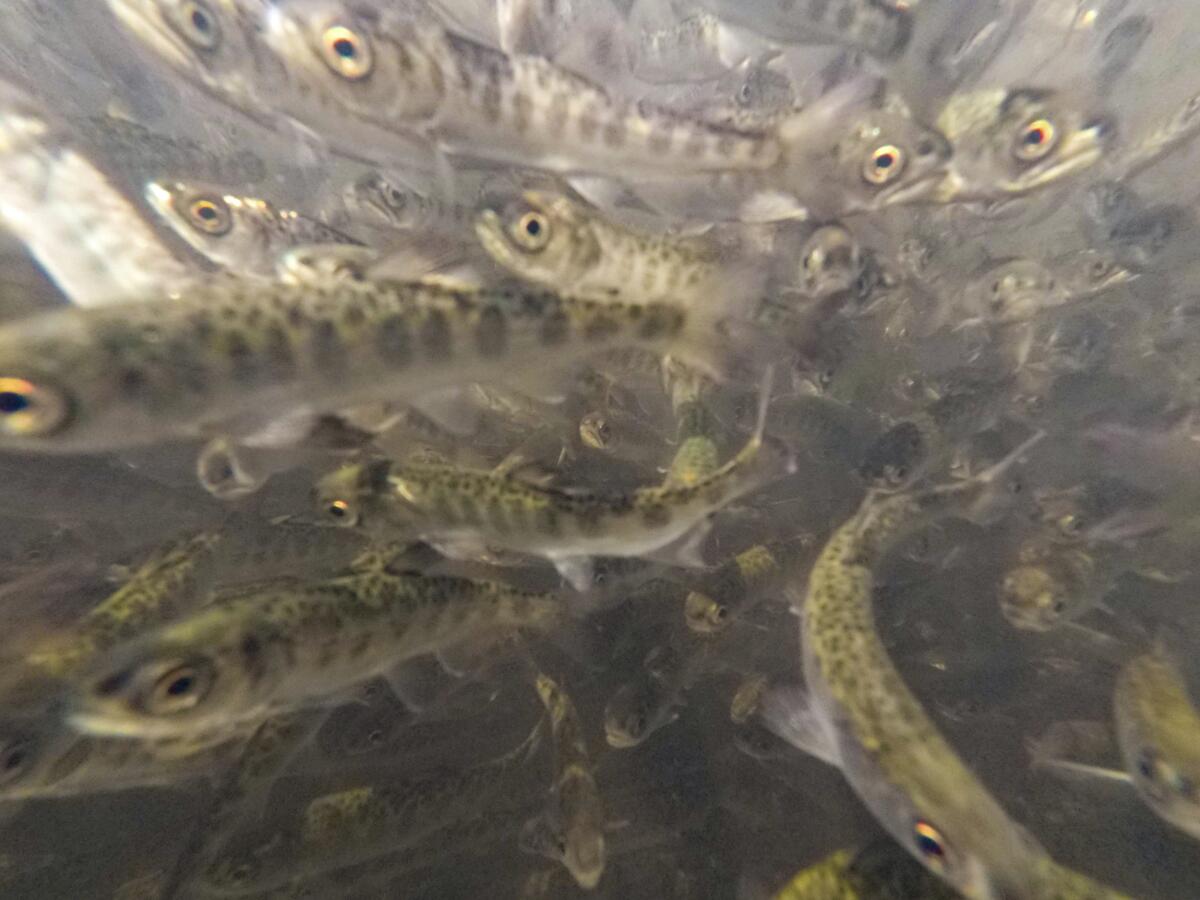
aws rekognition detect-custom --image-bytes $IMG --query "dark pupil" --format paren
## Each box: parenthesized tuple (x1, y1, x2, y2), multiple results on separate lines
(334, 38, 356, 59)
(1025, 128, 1045, 145)
(525, 218, 541, 237)
(875, 152, 895, 169)
(329, 504, 345, 518)
(190, 9, 210, 32)
(5, 750, 24, 770)
(1138, 753, 1156, 779)
(166, 675, 194, 697)
(0, 392, 29, 414)
(197, 205, 217, 221)
(916, 833, 944, 858)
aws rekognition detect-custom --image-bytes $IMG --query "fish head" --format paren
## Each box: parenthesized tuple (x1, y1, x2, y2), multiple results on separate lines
(347, 172, 427, 230)
(1057, 248, 1137, 297)
(602, 679, 663, 749)
(144, 180, 276, 273)
(998, 563, 1073, 631)
(314, 459, 389, 528)
(826, 109, 952, 212)
(70, 619, 261, 740)
(106, 0, 272, 111)
(798, 224, 863, 299)
(260, 0, 441, 123)
(473, 191, 599, 289)
(0, 719, 60, 799)
(578, 410, 613, 450)
(961, 258, 1060, 324)
(936, 88, 1112, 201)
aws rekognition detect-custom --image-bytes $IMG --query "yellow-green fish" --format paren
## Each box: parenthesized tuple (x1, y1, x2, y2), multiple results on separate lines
(763, 432, 1132, 898)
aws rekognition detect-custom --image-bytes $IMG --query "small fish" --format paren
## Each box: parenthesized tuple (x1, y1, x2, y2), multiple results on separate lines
(344, 171, 475, 237)
(762, 432, 1132, 898)
(70, 570, 568, 739)
(1114, 646, 1200, 840)
(475, 190, 761, 309)
(603, 644, 685, 749)
(260, 2, 781, 177)
(203, 722, 542, 894)
(0, 90, 198, 305)
(773, 842, 960, 899)
(936, 88, 1112, 201)
(793, 224, 864, 300)
(526, 672, 606, 889)
(0, 714, 245, 801)
(958, 250, 1135, 325)
(317, 371, 791, 590)
(693, 0, 913, 59)
(144, 180, 363, 279)
(0, 278, 717, 453)
(998, 542, 1104, 632)
(777, 85, 953, 216)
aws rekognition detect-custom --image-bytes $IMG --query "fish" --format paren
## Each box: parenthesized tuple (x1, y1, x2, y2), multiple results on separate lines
(316, 370, 792, 590)
(998, 542, 1105, 632)
(201, 720, 542, 894)
(0, 713, 246, 801)
(259, 1, 782, 177)
(525, 672, 606, 889)
(144, 180, 364, 279)
(935, 88, 1112, 201)
(474, 190, 763, 310)
(772, 842, 960, 899)
(344, 171, 475, 237)
(1113, 646, 1200, 840)
(692, 0, 913, 60)
(0, 89, 198, 305)
(69, 569, 570, 739)
(603, 643, 686, 749)
(762, 431, 1133, 898)
(957, 250, 1135, 326)
(105, 0, 437, 171)
(776, 84, 954, 217)
(0, 277, 722, 453)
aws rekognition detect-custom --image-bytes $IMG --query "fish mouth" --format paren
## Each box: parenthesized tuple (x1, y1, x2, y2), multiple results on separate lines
(473, 209, 519, 265)
(142, 180, 177, 217)
(877, 167, 954, 207)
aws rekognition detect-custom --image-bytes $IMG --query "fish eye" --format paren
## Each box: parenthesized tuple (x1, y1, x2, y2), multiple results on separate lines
(912, 820, 951, 872)
(863, 144, 906, 186)
(168, 0, 221, 51)
(147, 661, 213, 715)
(320, 25, 373, 81)
(327, 499, 352, 521)
(1014, 117, 1058, 162)
(186, 196, 232, 236)
(510, 211, 551, 251)
(0, 377, 71, 438)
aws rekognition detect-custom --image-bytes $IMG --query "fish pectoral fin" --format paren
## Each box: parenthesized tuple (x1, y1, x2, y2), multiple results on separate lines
(759, 684, 841, 768)
(411, 387, 483, 437)
(382, 656, 458, 713)
(1036, 759, 1133, 787)
(552, 555, 596, 592)
(431, 535, 492, 562)
(738, 190, 810, 224)
(643, 521, 713, 570)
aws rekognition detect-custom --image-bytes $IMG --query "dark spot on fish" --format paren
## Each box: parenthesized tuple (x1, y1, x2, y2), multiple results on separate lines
(309, 320, 344, 373)
(342, 304, 366, 328)
(475, 306, 507, 357)
(547, 91, 570, 134)
(420, 309, 452, 359)
(540, 309, 569, 346)
(577, 109, 598, 141)
(481, 79, 502, 123)
(118, 367, 148, 396)
(809, 0, 829, 22)
(264, 324, 295, 375)
(512, 91, 532, 134)
(836, 4, 855, 31)
(584, 315, 620, 341)
(640, 503, 671, 527)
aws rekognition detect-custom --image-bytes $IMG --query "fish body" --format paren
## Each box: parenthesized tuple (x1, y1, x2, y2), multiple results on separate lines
(259, 2, 781, 177)
(475, 190, 754, 309)
(145, 180, 363, 278)
(0, 277, 710, 453)
(693, 0, 912, 59)
(70, 571, 566, 739)
(317, 379, 791, 589)
(1114, 648, 1200, 840)
(530, 673, 606, 889)
(768, 433, 1130, 898)
(0, 93, 197, 305)
(344, 172, 475, 237)
(773, 844, 960, 900)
